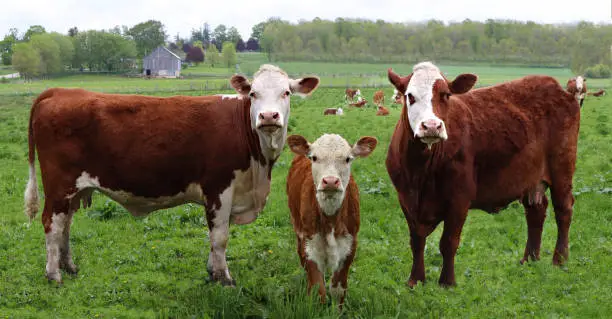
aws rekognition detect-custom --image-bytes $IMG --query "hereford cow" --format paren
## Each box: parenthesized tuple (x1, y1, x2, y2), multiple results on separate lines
(345, 88, 361, 102)
(588, 89, 606, 97)
(386, 62, 579, 287)
(391, 89, 403, 107)
(323, 107, 344, 116)
(373, 90, 385, 106)
(286, 133, 377, 305)
(350, 96, 367, 108)
(24, 64, 320, 285)
(566, 76, 587, 107)
(376, 105, 389, 116)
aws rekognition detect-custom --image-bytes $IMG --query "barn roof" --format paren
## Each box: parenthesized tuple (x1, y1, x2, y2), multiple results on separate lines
(145, 46, 182, 61)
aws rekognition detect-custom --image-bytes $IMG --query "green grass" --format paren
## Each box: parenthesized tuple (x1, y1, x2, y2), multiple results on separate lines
(1, 86, 611, 318)
(0, 66, 16, 76)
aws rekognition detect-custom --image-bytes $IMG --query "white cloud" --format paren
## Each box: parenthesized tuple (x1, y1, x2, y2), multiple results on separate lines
(1, 0, 610, 40)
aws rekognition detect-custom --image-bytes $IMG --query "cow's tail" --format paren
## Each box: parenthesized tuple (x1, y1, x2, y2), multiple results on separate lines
(24, 90, 53, 223)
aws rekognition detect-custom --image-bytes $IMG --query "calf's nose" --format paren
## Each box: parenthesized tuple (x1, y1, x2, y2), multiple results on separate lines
(322, 176, 340, 189)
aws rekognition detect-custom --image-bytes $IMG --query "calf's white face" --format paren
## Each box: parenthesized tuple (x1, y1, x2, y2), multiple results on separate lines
(288, 134, 377, 216)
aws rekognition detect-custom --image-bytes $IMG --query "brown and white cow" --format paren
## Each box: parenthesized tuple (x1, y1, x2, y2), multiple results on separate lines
(376, 105, 390, 116)
(391, 88, 403, 106)
(286, 134, 377, 305)
(323, 107, 344, 116)
(345, 88, 361, 102)
(373, 90, 385, 107)
(566, 76, 587, 107)
(386, 62, 580, 287)
(349, 96, 367, 108)
(588, 89, 606, 97)
(24, 64, 320, 285)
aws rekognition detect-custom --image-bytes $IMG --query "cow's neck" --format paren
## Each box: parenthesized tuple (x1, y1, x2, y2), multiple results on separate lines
(399, 106, 447, 168)
(241, 100, 285, 168)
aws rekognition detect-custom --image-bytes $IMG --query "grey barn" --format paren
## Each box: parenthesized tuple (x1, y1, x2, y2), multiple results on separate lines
(142, 46, 182, 78)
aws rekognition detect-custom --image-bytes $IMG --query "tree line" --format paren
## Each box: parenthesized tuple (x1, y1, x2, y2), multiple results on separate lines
(258, 18, 612, 76)
(0, 20, 260, 79)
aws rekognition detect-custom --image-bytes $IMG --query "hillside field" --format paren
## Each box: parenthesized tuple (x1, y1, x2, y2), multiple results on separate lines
(0, 80, 611, 317)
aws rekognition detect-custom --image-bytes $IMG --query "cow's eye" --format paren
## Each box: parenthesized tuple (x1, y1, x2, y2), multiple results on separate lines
(284, 91, 291, 97)
(311, 156, 318, 162)
(440, 92, 451, 101)
(249, 92, 256, 98)
(345, 157, 351, 163)
(407, 93, 416, 105)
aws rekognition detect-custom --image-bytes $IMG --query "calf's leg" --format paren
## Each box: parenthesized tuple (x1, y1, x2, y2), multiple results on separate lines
(330, 240, 357, 307)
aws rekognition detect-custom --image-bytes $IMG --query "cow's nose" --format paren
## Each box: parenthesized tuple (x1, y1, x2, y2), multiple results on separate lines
(420, 119, 444, 135)
(322, 176, 340, 189)
(258, 112, 279, 122)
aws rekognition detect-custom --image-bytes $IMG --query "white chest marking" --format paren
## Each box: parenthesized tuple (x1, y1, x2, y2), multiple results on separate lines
(305, 231, 353, 273)
(229, 159, 271, 224)
(72, 171, 205, 216)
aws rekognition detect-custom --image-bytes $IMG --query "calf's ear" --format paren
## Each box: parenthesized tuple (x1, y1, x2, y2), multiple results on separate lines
(230, 75, 251, 96)
(450, 73, 478, 94)
(290, 77, 320, 97)
(287, 135, 310, 156)
(387, 68, 411, 94)
(352, 136, 378, 158)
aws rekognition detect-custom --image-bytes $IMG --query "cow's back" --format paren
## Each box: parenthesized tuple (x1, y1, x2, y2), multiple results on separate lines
(31, 88, 252, 199)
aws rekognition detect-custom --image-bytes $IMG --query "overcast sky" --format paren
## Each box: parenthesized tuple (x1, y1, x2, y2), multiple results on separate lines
(2, 0, 611, 40)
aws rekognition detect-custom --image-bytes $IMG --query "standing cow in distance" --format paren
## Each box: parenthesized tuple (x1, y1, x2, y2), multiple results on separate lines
(566, 76, 587, 107)
(386, 61, 580, 287)
(24, 64, 320, 285)
(373, 90, 385, 107)
(286, 133, 377, 306)
(345, 88, 361, 102)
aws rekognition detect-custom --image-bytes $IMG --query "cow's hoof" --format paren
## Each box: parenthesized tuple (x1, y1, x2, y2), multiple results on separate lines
(46, 272, 63, 285)
(210, 272, 236, 287)
(61, 262, 79, 275)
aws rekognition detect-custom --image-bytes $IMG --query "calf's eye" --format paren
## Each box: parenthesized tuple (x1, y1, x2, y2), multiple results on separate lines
(345, 157, 351, 163)
(311, 156, 318, 162)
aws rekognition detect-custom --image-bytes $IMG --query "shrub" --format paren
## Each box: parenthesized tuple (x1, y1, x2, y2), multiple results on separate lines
(584, 64, 612, 79)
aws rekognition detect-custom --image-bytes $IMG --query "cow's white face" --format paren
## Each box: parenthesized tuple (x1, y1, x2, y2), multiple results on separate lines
(231, 65, 319, 158)
(288, 134, 377, 216)
(387, 62, 477, 149)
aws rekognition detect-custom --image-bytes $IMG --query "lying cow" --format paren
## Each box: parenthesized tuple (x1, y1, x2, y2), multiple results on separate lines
(386, 62, 580, 287)
(349, 96, 367, 108)
(373, 90, 385, 106)
(323, 107, 344, 115)
(286, 133, 377, 306)
(376, 105, 389, 116)
(588, 89, 606, 97)
(345, 88, 361, 102)
(24, 64, 320, 284)
(566, 76, 587, 107)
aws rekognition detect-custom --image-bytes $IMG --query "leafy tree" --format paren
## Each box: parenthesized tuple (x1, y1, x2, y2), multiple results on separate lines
(0, 29, 18, 65)
(207, 44, 220, 67)
(227, 27, 242, 45)
(203, 23, 211, 48)
(23, 25, 46, 41)
(127, 20, 167, 57)
(236, 38, 246, 52)
(182, 42, 192, 53)
(212, 25, 227, 50)
(186, 46, 204, 64)
(49, 32, 75, 69)
(72, 30, 137, 71)
(246, 38, 259, 51)
(68, 27, 79, 37)
(190, 27, 203, 43)
(12, 42, 40, 78)
(222, 42, 237, 68)
(251, 22, 266, 42)
(30, 33, 62, 74)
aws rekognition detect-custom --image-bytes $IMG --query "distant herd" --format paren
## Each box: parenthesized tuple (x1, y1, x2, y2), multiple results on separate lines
(23, 61, 600, 307)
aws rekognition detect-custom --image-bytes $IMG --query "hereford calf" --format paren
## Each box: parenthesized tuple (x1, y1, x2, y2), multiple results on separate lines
(387, 62, 579, 287)
(566, 76, 587, 107)
(391, 88, 403, 106)
(376, 105, 389, 116)
(345, 88, 361, 102)
(373, 90, 385, 106)
(286, 134, 377, 305)
(350, 97, 367, 108)
(323, 107, 344, 115)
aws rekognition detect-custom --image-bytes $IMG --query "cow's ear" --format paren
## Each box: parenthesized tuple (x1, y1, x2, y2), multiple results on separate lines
(352, 136, 378, 158)
(230, 75, 251, 96)
(287, 135, 310, 156)
(290, 77, 320, 97)
(450, 73, 478, 94)
(387, 68, 411, 94)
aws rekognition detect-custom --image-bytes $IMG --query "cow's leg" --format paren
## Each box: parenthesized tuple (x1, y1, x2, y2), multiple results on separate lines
(43, 198, 75, 283)
(402, 205, 437, 287)
(330, 240, 356, 307)
(305, 260, 326, 303)
(438, 208, 469, 287)
(550, 182, 575, 266)
(520, 185, 549, 264)
(205, 187, 235, 286)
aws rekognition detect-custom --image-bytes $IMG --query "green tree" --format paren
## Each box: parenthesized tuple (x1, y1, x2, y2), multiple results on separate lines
(30, 33, 62, 74)
(207, 44, 220, 67)
(203, 23, 211, 48)
(23, 25, 46, 41)
(227, 27, 242, 45)
(213, 25, 227, 50)
(222, 42, 237, 68)
(127, 20, 167, 57)
(72, 30, 137, 71)
(0, 29, 18, 65)
(12, 42, 40, 79)
(49, 32, 75, 69)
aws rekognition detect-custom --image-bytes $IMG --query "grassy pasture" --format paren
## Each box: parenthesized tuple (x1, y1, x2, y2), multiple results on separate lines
(0, 83, 611, 318)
